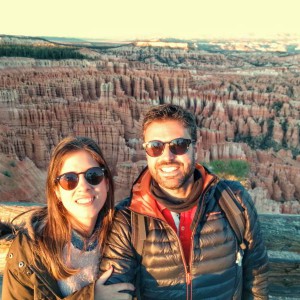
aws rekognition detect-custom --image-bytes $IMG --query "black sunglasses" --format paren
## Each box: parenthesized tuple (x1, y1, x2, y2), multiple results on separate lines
(143, 138, 195, 157)
(55, 167, 105, 191)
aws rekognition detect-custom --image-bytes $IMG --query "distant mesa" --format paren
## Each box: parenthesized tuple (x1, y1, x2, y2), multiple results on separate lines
(134, 40, 189, 50)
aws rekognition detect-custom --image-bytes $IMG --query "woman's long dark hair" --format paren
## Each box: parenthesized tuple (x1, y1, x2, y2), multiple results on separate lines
(33, 136, 114, 279)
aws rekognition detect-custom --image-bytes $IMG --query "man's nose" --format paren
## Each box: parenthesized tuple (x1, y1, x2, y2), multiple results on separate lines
(161, 143, 176, 160)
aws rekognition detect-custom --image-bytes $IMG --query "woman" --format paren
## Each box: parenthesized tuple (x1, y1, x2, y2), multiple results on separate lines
(2, 136, 134, 299)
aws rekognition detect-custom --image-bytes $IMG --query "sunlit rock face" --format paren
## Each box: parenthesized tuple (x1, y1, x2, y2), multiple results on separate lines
(0, 153, 46, 203)
(0, 42, 299, 213)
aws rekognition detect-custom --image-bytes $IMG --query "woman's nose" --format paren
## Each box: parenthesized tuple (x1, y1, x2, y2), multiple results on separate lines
(77, 174, 92, 189)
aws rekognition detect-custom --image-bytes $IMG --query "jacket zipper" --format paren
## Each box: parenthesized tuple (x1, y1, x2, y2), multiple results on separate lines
(146, 216, 191, 300)
(186, 265, 191, 300)
(161, 176, 218, 300)
(171, 224, 191, 300)
(188, 176, 218, 300)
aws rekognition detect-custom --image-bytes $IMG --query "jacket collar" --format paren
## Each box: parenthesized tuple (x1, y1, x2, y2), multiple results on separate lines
(129, 164, 216, 218)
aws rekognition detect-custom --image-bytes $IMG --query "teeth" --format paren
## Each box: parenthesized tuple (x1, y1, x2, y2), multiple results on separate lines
(161, 166, 177, 172)
(76, 197, 93, 204)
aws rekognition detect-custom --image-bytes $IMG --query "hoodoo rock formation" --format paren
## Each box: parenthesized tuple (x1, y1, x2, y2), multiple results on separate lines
(0, 39, 300, 214)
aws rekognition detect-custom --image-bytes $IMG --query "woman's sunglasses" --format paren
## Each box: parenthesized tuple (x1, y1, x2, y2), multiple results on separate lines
(142, 138, 195, 157)
(55, 167, 105, 191)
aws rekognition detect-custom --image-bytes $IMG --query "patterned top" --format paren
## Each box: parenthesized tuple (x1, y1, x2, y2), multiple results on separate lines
(58, 229, 101, 297)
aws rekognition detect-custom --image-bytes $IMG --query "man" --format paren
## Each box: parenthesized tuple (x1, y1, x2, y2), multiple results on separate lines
(101, 104, 269, 299)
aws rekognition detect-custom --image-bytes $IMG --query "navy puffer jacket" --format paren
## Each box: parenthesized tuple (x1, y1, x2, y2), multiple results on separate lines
(100, 165, 269, 300)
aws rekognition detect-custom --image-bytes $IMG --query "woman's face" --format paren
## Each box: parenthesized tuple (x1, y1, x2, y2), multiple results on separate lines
(55, 150, 108, 235)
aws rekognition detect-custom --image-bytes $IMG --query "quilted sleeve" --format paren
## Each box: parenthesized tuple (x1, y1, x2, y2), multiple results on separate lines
(99, 208, 138, 288)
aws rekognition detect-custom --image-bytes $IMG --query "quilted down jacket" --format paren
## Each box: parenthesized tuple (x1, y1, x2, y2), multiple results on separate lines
(100, 164, 269, 300)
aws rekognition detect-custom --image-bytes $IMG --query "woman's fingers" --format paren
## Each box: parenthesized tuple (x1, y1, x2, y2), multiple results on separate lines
(110, 283, 135, 292)
(95, 282, 134, 300)
(95, 268, 135, 300)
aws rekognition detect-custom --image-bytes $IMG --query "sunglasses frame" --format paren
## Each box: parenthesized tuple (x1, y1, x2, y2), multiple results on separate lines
(55, 166, 106, 190)
(142, 138, 195, 157)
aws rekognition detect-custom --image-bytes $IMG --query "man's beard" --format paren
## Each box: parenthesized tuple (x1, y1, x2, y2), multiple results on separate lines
(151, 154, 196, 191)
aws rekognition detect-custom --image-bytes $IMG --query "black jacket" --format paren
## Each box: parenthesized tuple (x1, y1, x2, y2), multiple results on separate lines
(100, 165, 269, 300)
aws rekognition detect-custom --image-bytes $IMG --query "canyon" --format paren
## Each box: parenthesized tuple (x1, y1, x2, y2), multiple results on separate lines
(0, 37, 300, 214)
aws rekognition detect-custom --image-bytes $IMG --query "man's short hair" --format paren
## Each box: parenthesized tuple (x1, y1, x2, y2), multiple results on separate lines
(142, 104, 197, 141)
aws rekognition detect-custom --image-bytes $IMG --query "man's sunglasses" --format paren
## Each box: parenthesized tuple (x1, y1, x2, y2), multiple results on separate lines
(55, 167, 105, 191)
(143, 138, 195, 157)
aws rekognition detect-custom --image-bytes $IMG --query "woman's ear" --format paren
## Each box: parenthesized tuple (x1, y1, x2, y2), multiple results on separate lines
(55, 188, 61, 202)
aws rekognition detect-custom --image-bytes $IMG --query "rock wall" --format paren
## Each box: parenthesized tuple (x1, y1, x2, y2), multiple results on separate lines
(0, 153, 45, 203)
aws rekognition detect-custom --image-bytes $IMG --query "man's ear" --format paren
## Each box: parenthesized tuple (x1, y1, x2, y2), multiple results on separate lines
(194, 143, 198, 161)
(105, 178, 109, 192)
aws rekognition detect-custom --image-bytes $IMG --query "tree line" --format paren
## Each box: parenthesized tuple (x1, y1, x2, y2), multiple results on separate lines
(0, 44, 87, 60)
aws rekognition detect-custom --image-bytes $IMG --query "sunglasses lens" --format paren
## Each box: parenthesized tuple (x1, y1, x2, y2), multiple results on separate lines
(145, 141, 164, 157)
(56, 167, 105, 190)
(170, 138, 190, 155)
(85, 167, 105, 185)
(144, 138, 192, 157)
(58, 173, 79, 190)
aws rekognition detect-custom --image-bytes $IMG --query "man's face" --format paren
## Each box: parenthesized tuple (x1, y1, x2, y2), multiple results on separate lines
(144, 119, 197, 198)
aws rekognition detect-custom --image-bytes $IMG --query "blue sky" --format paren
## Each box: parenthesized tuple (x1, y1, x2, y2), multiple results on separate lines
(1, 0, 299, 40)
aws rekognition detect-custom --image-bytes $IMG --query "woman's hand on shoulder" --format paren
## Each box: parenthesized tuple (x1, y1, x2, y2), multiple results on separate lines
(95, 267, 134, 300)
